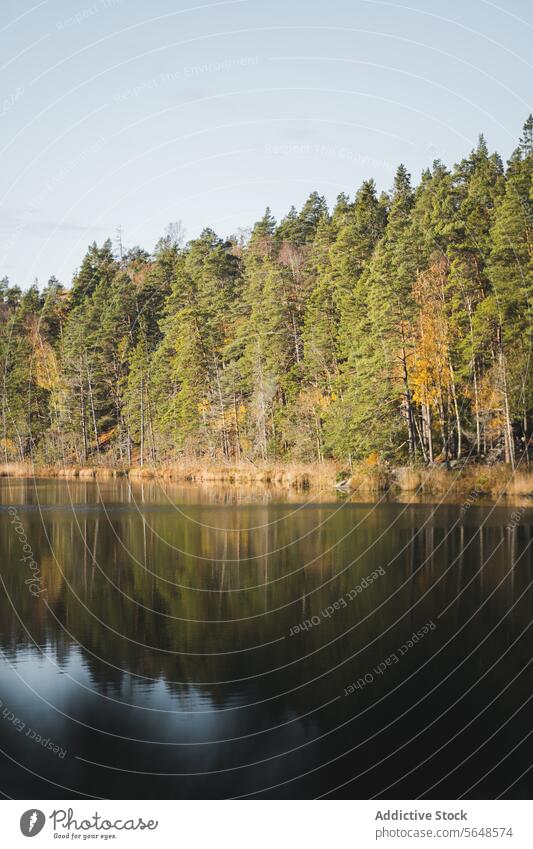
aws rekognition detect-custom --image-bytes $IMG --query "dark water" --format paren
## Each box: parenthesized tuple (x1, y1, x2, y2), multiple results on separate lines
(1, 477, 532, 799)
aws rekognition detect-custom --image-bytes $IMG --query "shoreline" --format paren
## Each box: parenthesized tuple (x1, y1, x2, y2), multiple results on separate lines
(1, 460, 533, 502)
(0, 461, 337, 490)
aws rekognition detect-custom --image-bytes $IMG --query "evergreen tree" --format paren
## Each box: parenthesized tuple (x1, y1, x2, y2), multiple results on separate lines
(2, 118, 533, 470)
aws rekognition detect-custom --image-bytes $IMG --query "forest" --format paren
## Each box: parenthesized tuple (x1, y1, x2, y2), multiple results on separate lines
(2, 117, 533, 472)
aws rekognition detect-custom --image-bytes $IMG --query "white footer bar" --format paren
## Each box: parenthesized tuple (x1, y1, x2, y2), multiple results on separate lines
(1, 799, 531, 847)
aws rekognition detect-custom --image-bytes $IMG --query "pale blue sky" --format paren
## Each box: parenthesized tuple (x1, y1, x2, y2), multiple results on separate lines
(1, 0, 532, 288)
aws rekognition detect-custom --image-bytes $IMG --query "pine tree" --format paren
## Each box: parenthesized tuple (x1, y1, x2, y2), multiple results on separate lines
(3, 117, 533, 471)
(330, 166, 416, 461)
(482, 117, 533, 465)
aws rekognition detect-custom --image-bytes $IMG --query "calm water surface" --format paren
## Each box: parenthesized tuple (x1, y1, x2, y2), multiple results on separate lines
(0, 478, 532, 799)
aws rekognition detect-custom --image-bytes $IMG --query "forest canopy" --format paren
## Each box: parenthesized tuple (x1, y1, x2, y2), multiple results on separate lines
(2, 117, 533, 469)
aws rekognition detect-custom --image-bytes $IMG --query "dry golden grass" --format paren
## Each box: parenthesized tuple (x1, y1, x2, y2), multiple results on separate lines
(128, 460, 339, 490)
(0, 462, 37, 477)
(502, 472, 533, 496)
(391, 464, 533, 497)
(346, 454, 391, 493)
(1, 458, 532, 501)
(393, 467, 422, 492)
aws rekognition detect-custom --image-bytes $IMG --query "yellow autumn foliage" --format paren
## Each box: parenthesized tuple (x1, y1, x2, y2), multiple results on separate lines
(32, 333, 60, 391)
(411, 260, 451, 410)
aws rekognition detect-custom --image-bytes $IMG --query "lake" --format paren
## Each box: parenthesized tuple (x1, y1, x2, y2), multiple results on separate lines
(0, 477, 532, 799)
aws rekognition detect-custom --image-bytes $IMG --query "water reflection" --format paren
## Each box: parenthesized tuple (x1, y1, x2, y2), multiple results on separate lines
(0, 479, 532, 798)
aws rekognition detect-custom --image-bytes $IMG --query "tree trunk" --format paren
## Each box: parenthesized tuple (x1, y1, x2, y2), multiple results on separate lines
(422, 402, 434, 463)
(140, 370, 145, 467)
(79, 360, 88, 463)
(147, 393, 157, 463)
(215, 364, 229, 460)
(232, 392, 242, 461)
(399, 332, 417, 459)
(85, 357, 100, 457)
(498, 327, 514, 469)
(466, 301, 481, 455)
(448, 361, 462, 459)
